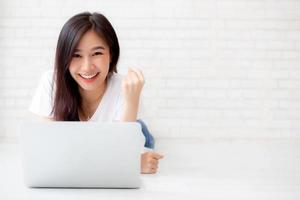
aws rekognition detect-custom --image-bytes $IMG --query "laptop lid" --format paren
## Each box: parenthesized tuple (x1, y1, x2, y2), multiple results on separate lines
(18, 121, 144, 188)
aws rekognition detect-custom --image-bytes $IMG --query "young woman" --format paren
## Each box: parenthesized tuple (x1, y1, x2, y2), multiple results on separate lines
(29, 12, 163, 174)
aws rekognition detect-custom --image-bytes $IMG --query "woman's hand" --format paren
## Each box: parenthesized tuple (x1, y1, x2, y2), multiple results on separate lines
(121, 68, 145, 122)
(122, 68, 145, 105)
(141, 152, 164, 174)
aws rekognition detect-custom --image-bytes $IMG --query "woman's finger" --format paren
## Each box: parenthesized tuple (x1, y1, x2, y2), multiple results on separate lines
(129, 67, 144, 83)
(127, 69, 140, 84)
(149, 159, 158, 165)
(151, 152, 164, 160)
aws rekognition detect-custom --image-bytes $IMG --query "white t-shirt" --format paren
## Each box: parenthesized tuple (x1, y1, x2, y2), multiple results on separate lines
(29, 70, 142, 121)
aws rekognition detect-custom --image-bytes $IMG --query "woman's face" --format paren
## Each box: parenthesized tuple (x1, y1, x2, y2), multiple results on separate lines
(69, 30, 110, 92)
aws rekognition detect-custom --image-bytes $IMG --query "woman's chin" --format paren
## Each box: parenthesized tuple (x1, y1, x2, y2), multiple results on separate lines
(79, 84, 99, 92)
(78, 80, 106, 93)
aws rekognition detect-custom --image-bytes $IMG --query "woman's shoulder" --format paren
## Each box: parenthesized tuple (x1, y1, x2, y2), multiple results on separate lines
(108, 72, 123, 89)
(32, 69, 55, 94)
(40, 69, 54, 86)
(109, 72, 123, 82)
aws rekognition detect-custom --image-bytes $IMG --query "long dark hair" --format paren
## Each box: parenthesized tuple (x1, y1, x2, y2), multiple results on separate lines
(52, 12, 120, 121)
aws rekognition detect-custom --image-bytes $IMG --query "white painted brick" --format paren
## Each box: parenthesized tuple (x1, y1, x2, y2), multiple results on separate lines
(1, 0, 300, 140)
(273, 110, 300, 119)
(159, 68, 210, 80)
(282, 51, 300, 59)
(288, 71, 300, 79)
(256, 20, 300, 30)
(205, 89, 227, 99)
(255, 41, 296, 50)
(251, 30, 286, 40)
(269, 89, 300, 99)
(278, 80, 300, 89)
(272, 60, 300, 69)
(265, 9, 300, 19)
(166, 99, 197, 108)
(266, 0, 300, 9)
(279, 100, 300, 109)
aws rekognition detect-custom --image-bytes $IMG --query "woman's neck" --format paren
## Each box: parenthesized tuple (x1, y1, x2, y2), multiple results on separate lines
(79, 79, 107, 120)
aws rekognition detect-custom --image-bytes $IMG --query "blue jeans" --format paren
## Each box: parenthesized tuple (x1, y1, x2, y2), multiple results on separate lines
(136, 119, 155, 149)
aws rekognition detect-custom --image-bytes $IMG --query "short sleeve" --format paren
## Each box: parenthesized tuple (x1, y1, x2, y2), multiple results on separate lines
(28, 70, 54, 118)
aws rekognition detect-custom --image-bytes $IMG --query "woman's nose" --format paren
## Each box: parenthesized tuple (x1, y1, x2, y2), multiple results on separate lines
(81, 57, 92, 70)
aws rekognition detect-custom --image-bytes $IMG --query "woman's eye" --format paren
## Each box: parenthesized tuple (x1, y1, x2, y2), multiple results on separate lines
(72, 54, 81, 58)
(93, 52, 103, 56)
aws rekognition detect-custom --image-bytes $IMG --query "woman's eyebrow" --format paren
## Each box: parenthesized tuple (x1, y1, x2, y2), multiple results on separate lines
(74, 46, 105, 52)
(91, 46, 105, 51)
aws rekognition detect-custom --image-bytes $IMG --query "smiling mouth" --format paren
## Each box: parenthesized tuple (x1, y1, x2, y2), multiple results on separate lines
(79, 72, 100, 79)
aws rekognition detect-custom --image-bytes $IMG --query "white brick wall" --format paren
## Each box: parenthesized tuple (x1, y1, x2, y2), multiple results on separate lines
(1, 0, 300, 141)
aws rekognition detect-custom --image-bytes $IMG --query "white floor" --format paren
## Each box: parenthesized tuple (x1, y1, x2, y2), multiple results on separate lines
(1, 138, 300, 200)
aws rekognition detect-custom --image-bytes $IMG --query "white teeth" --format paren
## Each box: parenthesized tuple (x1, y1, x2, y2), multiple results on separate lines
(80, 73, 98, 79)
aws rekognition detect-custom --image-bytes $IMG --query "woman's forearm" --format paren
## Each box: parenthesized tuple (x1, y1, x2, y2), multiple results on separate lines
(121, 68, 144, 122)
(120, 102, 139, 122)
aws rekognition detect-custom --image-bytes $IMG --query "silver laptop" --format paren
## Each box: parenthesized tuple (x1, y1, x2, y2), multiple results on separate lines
(18, 121, 144, 188)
